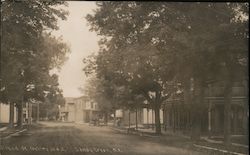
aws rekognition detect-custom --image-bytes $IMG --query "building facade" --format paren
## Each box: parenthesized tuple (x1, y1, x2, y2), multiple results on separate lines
(163, 80, 248, 135)
(59, 97, 75, 122)
(115, 80, 248, 136)
(59, 96, 100, 123)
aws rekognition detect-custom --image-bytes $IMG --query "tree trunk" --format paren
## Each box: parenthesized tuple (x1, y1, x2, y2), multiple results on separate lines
(147, 108, 149, 128)
(36, 103, 39, 122)
(128, 110, 131, 129)
(152, 109, 154, 130)
(223, 60, 235, 146)
(154, 90, 162, 135)
(9, 102, 15, 128)
(113, 109, 116, 126)
(28, 102, 32, 125)
(173, 104, 176, 133)
(135, 108, 138, 130)
(163, 106, 167, 131)
(104, 111, 108, 125)
(191, 78, 204, 141)
(155, 103, 161, 135)
(224, 80, 232, 146)
(46, 109, 49, 120)
(17, 102, 23, 128)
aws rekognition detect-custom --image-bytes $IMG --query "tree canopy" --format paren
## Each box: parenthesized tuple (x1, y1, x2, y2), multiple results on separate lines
(84, 2, 248, 135)
(1, 1, 70, 127)
(1, 1, 70, 104)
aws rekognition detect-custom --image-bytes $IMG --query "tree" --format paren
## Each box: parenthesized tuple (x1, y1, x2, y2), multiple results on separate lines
(85, 2, 185, 135)
(83, 41, 177, 134)
(1, 0, 70, 128)
(81, 76, 111, 124)
(85, 2, 248, 137)
(82, 74, 127, 125)
(171, 3, 248, 142)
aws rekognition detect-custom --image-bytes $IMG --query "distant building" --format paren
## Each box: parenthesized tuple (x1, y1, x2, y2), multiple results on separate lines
(59, 97, 75, 122)
(59, 96, 100, 123)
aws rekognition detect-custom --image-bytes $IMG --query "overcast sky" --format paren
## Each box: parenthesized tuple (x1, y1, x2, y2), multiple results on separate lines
(52, 1, 99, 98)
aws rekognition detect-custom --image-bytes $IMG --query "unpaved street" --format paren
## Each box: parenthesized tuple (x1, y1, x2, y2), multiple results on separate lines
(0, 122, 206, 155)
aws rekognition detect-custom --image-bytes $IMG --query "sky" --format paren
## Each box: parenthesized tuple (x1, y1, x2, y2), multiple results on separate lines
(52, 1, 100, 98)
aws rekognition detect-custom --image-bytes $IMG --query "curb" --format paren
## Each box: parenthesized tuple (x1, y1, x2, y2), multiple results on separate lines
(193, 144, 247, 155)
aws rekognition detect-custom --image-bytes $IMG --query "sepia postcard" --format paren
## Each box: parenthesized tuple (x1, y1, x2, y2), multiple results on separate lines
(0, 1, 248, 155)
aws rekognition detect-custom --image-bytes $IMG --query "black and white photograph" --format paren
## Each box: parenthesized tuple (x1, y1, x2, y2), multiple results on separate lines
(0, 1, 249, 155)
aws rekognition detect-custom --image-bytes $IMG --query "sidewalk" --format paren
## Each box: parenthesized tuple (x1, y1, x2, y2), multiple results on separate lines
(0, 126, 8, 132)
(201, 136, 248, 148)
(0, 124, 28, 140)
(197, 135, 248, 155)
(109, 125, 190, 138)
(109, 125, 249, 155)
